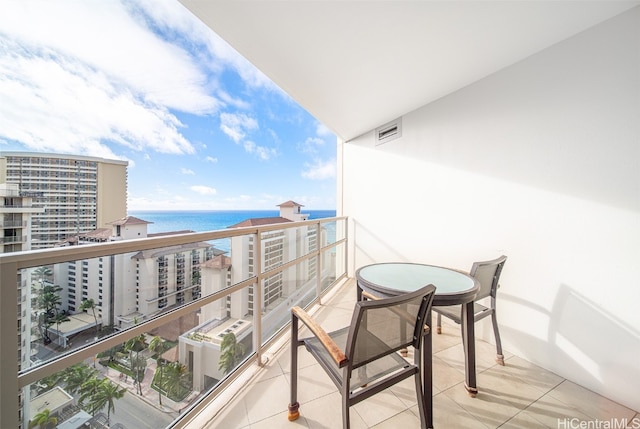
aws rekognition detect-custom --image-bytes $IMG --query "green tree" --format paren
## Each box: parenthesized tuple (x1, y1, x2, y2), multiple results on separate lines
(36, 284, 64, 345)
(80, 298, 99, 337)
(149, 336, 166, 406)
(88, 379, 126, 424)
(163, 361, 189, 399)
(79, 377, 103, 414)
(125, 335, 147, 395)
(61, 364, 98, 395)
(28, 408, 57, 429)
(32, 266, 53, 287)
(218, 332, 245, 375)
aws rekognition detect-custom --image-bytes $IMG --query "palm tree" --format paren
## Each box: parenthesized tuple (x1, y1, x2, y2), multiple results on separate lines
(36, 284, 64, 345)
(124, 335, 147, 395)
(79, 377, 103, 414)
(80, 298, 99, 337)
(28, 408, 57, 429)
(89, 379, 126, 424)
(32, 266, 52, 287)
(163, 361, 189, 400)
(148, 336, 166, 406)
(61, 364, 98, 395)
(218, 332, 245, 375)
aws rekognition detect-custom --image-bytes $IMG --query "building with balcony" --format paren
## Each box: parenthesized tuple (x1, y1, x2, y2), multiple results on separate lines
(0, 183, 44, 254)
(54, 216, 219, 332)
(1, 182, 46, 422)
(0, 152, 128, 249)
(179, 201, 331, 393)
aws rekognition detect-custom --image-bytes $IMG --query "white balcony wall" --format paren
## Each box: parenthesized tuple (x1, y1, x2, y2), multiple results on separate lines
(341, 7, 640, 412)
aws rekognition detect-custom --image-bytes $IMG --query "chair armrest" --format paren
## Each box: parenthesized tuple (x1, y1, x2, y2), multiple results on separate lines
(292, 306, 348, 367)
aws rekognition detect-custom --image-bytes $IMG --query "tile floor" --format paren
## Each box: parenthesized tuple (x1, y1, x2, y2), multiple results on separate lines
(189, 279, 639, 429)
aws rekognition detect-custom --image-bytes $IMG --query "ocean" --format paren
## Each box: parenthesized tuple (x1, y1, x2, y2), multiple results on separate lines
(128, 209, 337, 234)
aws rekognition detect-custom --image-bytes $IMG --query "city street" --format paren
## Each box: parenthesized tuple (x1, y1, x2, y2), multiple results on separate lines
(106, 387, 174, 429)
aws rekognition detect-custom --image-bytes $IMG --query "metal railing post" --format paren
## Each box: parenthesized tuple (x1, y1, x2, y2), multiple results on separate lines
(316, 222, 322, 303)
(254, 231, 263, 365)
(0, 260, 20, 428)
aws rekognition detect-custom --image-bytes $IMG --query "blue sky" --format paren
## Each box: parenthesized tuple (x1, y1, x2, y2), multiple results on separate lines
(0, 0, 336, 211)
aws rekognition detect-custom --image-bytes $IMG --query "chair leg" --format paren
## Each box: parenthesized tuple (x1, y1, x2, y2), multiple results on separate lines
(342, 396, 350, 429)
(491, 311, 504, 365)
(414, 372, 428, 428)
(288, 316, 300, 421)
(436, 312, 442, 334)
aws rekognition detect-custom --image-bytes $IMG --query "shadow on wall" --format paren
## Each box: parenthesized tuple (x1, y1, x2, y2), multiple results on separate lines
(501, 284, 640, 413)
(352, 219, 412, 268)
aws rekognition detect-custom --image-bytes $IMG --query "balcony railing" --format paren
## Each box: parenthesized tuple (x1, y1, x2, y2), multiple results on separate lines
(1, 235, 26, 244)
(0, 216, 347, 429)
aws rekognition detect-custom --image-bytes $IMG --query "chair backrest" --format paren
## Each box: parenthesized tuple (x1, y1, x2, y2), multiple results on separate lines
(345, 284, 436, 369)
(470, 255, 507, 300)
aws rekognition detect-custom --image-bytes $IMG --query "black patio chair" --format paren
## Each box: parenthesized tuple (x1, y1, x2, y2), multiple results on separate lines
(287, 284, 436, 429)
(434, 255, 507, 365)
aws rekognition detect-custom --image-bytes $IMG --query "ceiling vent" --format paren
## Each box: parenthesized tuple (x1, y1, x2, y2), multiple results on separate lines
(375, 118, 402, 145)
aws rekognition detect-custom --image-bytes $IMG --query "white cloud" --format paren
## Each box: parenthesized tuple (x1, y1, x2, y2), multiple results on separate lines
(0, 1, 222, 158)
(0, 41, 195, 156)
(316, 123, 333, 137)
(190, 185, 217, 195)
(299, 136, 325, 154)
(205, 156, 218, 163)
(219, 113, 275, 159)
(302, 159, 336, 180)
(220, 113, 258, 143)
(134, 0, 279, 93)
(1, 2, 218, 114)
(243, 141, 277, 161)
(181, 168, 195, 175)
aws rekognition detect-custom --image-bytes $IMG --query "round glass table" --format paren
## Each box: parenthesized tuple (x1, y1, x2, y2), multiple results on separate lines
(356, 262, 481, 429)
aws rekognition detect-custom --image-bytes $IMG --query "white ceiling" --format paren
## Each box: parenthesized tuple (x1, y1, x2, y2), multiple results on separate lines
(181, 1, 639, 141)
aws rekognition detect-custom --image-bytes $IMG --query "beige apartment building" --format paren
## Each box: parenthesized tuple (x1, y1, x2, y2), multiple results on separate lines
(0, 152, 128, 249)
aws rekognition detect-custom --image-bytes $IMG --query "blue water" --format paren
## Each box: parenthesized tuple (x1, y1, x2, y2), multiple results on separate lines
(128, 210, 337, 235)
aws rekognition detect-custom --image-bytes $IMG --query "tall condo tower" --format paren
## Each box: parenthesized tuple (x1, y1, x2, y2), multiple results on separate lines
(0, 152, 128, 249)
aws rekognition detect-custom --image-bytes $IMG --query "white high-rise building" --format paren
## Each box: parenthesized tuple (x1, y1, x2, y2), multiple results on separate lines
(54, 216, 222, 333)
(0, 152, 128, 249)
(180, 201, 327, 392)
(1, 183, 46, 425)
(1, 183, 45, 368)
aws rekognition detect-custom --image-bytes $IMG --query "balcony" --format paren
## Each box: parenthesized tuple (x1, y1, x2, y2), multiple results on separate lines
(2, 216, 638, 428)
(185, 279, 640, 429)
(0, 217, 345, 428)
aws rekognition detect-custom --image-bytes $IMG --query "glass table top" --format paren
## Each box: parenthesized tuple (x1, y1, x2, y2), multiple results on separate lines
(357, 263, 476, 295)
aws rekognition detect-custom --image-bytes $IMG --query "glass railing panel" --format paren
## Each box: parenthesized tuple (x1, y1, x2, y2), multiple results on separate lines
(6, 216, 347, 429)
(21, 290, 254, 429)
(21, 262, 110, 371)
(259, 222, 335, 270)
(322, 216, 347, 246)
(321, 243, 343, 291)
(260, 261, 318, 343)
(21, 244, 232, 370)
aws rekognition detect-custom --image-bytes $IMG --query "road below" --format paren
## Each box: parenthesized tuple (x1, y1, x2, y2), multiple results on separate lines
(107, 388, 175, 429)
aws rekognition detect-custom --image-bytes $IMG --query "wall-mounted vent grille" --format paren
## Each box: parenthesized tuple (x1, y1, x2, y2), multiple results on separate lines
(375, 118, 402, 145)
